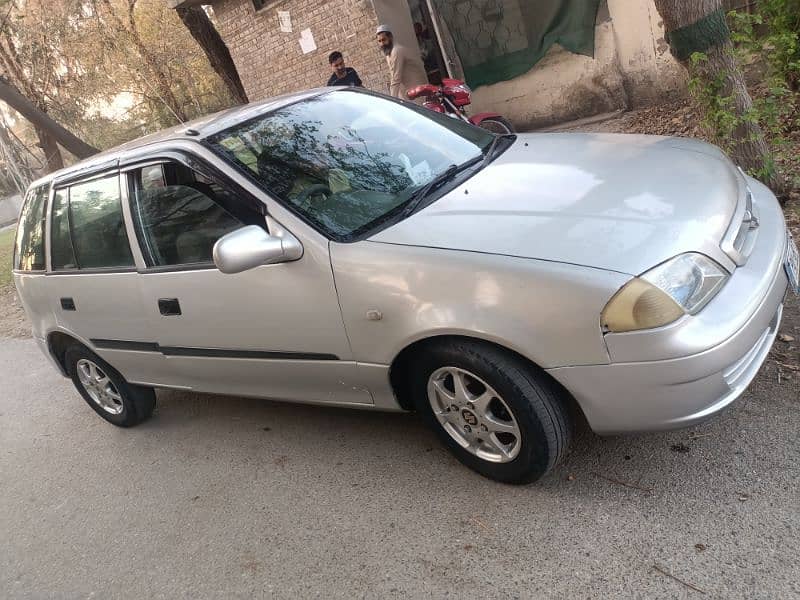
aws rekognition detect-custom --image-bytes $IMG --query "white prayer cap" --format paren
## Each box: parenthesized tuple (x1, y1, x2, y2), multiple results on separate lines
(376, 24, 392, 35)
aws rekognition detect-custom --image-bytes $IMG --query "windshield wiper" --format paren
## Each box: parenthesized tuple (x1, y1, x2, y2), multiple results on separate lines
(401, 163, 460, 217)
(481, 133, 515, 168)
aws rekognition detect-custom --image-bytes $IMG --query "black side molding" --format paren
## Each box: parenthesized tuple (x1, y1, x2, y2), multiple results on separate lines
(92, 339, 160, 352)
(159, 347, 339, 361)
(90, 339, 338, 361)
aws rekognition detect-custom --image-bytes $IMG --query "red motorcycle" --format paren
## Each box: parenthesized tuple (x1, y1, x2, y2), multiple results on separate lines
(407, 78, 514, 135)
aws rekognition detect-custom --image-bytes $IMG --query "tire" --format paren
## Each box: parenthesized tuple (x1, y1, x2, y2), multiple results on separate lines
(65, 344, 156, 428)
(477, 116, 515, 135)
(411, 340, 571, 484)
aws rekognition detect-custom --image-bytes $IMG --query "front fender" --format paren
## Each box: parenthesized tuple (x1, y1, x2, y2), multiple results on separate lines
(330, 241, 628, 369)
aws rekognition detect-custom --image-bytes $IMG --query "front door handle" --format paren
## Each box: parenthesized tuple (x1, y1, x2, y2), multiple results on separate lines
(158, 298, 181, 316)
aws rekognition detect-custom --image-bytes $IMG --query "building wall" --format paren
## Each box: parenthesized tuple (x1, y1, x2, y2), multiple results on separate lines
(470, 18, 627, 130)
(470, 0, 686, 129)
(212, 0, 389, 101)
(432, 0, 529, 67)
(606, 0, 686, 107)
(209, 0, 685, 129)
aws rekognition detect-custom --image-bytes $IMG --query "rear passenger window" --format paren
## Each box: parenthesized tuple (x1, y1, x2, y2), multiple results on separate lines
(14, 185, 48, 271)
(68, 175, 134, 269)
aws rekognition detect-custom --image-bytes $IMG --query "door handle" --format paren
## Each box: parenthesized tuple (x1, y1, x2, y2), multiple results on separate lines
(158, 298, 182, 316)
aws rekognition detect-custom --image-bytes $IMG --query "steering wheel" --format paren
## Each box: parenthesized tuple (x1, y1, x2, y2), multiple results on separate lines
(294, 184, 332, 209)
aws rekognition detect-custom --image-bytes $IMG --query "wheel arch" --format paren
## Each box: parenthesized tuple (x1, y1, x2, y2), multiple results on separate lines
(46, 329, 91, 377)
(388, 334, 586, 424)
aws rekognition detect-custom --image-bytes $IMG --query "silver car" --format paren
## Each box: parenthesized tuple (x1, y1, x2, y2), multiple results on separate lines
(13, 89, 799, 483)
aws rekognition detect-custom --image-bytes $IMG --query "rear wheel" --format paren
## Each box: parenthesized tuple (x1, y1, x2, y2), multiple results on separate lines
(412, 340, 571, 484)
(65, 345, 155, 427)
(477, 116, 514, 135)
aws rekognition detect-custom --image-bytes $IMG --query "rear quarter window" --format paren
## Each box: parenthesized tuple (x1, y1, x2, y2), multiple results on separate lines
(50, 189, 78, 270)
(14, 185, 49, 271)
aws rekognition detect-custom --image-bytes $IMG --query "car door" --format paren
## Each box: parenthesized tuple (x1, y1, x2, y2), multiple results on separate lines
(44, 171, 165, 384)
(123, 157, 370, 405)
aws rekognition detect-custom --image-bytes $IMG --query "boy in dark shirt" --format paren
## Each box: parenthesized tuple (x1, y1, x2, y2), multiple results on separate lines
(327, 51, 363, 87)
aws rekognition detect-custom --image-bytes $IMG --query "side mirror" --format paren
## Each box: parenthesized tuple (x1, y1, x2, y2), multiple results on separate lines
(212, 224, 303, 274)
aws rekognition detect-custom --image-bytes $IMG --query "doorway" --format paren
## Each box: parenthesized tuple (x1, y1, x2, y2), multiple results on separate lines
(405, 0, 463, 84)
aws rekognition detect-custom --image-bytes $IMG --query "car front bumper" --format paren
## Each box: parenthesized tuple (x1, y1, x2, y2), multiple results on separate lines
(548, 177, 791, 435)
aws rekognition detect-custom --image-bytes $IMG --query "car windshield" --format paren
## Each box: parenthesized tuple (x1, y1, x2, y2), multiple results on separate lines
(206, 90, 494, 239)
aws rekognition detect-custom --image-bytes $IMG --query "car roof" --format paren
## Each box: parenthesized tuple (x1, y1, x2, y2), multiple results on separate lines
(27, 88, 330, 190)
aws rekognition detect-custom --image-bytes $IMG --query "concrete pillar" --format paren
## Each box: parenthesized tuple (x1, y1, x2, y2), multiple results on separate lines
(371, 0, 426, 82)
(606, 0, 686, 106)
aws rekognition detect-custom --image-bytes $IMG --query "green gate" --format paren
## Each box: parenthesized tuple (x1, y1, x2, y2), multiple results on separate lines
(430, 0, 603, 88)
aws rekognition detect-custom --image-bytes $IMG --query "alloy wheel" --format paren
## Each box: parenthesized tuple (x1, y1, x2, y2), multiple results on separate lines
(76, 359, 124, 415)
(427, 366, 522, 463)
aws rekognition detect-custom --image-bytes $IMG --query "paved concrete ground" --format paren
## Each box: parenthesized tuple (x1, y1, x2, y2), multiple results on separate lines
(1, 327, 798, 599)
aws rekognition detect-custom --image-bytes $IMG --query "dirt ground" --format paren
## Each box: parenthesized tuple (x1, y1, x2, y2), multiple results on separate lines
(0, 227, 27, 339)
(0, 287, 26, 339)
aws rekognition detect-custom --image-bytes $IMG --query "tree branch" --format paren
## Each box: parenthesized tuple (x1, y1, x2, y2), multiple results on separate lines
(0, 76, 99, 158)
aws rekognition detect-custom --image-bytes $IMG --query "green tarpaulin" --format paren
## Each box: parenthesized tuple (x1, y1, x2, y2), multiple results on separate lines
(431, 0, 603, 88)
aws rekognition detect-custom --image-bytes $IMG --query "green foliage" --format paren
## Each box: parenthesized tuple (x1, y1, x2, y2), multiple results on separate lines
(0, 0, 236, 165)
(687, 50, 778, 182)
(687, 1, 800, 185)
(730, 0, 800, 91)
(731, 0, 800, 188)
(0, 228, 15, 290)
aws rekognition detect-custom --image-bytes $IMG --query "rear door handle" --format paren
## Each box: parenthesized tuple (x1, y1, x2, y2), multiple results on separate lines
(158, 298, 182, 316)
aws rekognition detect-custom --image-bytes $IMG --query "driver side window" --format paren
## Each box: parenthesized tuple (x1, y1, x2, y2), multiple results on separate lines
(128, 161, 263, 268)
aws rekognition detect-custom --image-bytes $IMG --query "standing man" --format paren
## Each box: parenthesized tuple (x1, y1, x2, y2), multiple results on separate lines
(326, 51, 363, 87)
(376, 24, 428, 100)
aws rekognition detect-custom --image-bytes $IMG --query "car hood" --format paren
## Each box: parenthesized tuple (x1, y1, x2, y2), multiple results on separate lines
(370, 133, 744, 274)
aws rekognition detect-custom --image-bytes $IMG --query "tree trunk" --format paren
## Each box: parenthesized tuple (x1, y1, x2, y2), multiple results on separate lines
(0, 77, 99, 161)
(176, 6, 248, 105)
(693, 41, 774, 181)
(35, 126, 65, 172)
(652, 0, 785, 195)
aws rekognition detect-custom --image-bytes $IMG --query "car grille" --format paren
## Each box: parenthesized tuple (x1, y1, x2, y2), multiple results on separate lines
(721, 169, 759, 266)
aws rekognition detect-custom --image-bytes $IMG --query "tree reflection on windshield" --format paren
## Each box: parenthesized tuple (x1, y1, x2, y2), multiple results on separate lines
(207, 90, 492, 239)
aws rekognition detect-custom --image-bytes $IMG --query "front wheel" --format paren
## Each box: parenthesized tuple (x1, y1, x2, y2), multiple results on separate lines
(477, 116, 515, 135)
(412, 340, 571, 484)
(65, 345, 156, 427)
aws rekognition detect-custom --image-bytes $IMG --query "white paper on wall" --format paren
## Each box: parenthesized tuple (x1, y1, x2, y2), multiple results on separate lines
(278, 11, 292, 33)
(299, 28, 316, 54)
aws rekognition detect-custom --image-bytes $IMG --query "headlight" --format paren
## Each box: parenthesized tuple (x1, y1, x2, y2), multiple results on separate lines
(601, 253, 729, 333)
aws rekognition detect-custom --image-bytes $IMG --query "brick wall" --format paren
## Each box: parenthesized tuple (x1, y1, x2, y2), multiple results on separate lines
(213, 0, 389, 101)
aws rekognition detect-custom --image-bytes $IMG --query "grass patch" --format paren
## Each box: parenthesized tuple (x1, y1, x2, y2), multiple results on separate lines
(0, 228, 16, 290)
